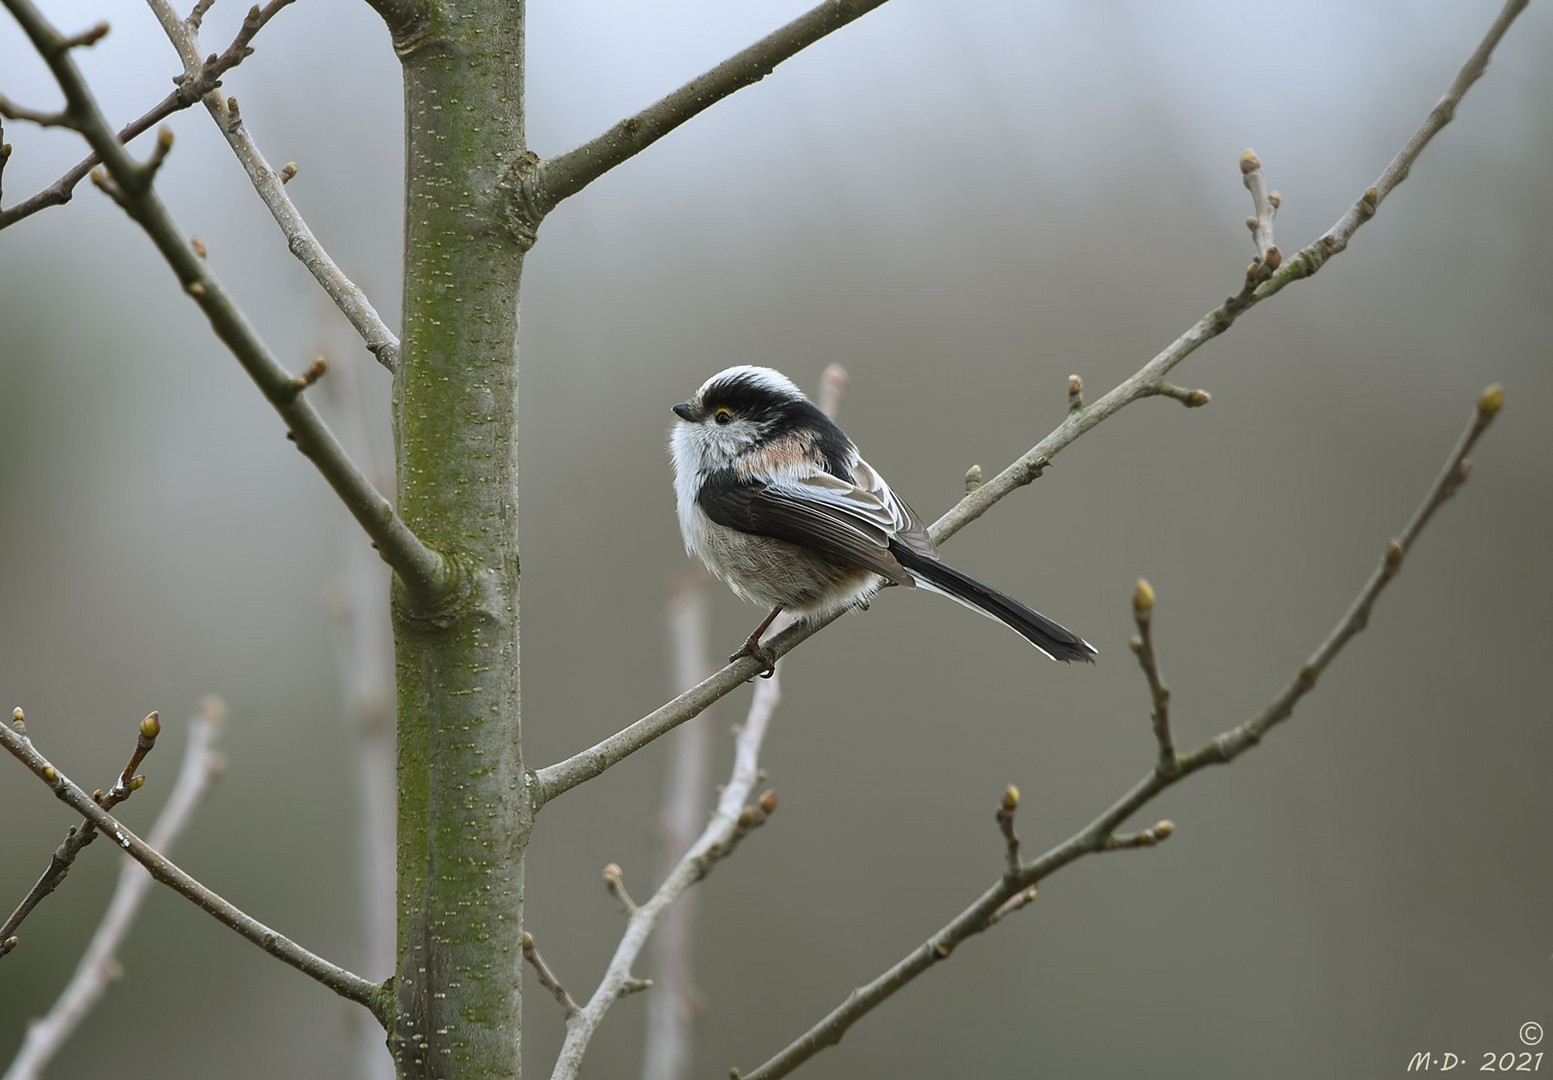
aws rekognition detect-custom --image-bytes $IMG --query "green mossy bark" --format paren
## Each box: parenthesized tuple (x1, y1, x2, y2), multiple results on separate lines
(387, 4, 531, 1076)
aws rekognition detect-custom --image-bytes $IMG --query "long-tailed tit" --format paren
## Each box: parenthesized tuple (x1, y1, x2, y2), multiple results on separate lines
(670, 366, 1096, 675)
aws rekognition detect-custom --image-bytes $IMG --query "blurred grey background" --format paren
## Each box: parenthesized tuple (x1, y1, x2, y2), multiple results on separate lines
(2, 1, 1550, 1077)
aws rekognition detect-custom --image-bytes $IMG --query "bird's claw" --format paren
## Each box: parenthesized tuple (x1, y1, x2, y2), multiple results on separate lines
(730, 639, 777, 679)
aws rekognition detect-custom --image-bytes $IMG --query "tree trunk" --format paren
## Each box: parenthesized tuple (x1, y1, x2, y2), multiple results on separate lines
(385, 4, 530, 1076)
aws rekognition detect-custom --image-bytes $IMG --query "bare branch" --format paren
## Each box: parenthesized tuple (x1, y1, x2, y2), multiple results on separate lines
(550, 660, 786, 1080)
(523, 933, 580, 1019)
(1240, 150, 1280, 267)
(186, 0, 216, 31)
(517, 0, 894, 232)
(1128, 579, 1176, 773)
(994, 785, 1021, 879)
(1102, 820, 1174, 852)
(0, 118, 11, 202)
(1, 0, 447, 603)
(1155, 383, 1211, 408)
(0, 100, 70, 129)
(3, 704, 222, 1080)
(139, 0, 401, 370)
(1254, 0, 1529, 302)
(602, 863, 639, 916)
(733, 388, 1502, 1080)
(531, 0, 1529, 807)
(0, 1, 296, 231)
(0, 710, 163, 954)
(0, 710, 389, 1025)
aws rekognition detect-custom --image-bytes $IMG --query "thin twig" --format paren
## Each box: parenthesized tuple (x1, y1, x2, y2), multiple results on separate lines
(733, 387, 1502, 1080)
(531, 0, 1528, 808)
(994, 785, 1021, 879)
(0, 1, 296, 231)
(1155, 383, 1211, 408)
(0, 712, 389, 1025)
(516, 0, 894, 233)
(141, 0, 402, 370)
(549, 659, 786, 1080)
(1102, 821, 1174, 851)
(1, 0, 446, 604)
(3, 703, 223, 1080)
(602, 863, 639, 915)
(0, 710, 163, 955)
(0, 117, 12, 203)
(523, 933, 580, 1019)
(1240, 150, 1281, 266)
(1129, 578, 1176, 773)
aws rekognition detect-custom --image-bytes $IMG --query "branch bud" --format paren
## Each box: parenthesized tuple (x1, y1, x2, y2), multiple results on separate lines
(602, 863, 622, 888)
(1239, 149, 1260, 174)
(279, 161, 298, 184)
(1477, 383, 1504, 417)
(191, 236, 207, 258)
(292, 356, 328, 392)
(1385, 539, 1404, 569)
(1133, 577, 1155, 617)
(758, 789, 778, 814)
(140, 711, 161, 739)
(964, 464, 982, 494)
(128, 774, 146, 792)
(42, 766, 57, 783)
(1153, 819, 1175, 840)
(1000, 784, 1020, 813)
(62, 22, 111, 50)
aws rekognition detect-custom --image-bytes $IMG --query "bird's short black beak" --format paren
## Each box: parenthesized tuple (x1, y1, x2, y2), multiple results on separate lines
(672, 402, 695, 422)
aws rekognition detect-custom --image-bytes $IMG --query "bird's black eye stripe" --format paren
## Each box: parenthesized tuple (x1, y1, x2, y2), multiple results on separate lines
(714, 408, 733, 425)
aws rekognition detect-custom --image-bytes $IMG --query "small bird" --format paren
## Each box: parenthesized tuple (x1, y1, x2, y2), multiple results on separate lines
(670, 366, 1096, 675)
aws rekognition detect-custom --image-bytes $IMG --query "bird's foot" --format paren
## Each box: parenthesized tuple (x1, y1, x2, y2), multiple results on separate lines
(730, 636, 777, 679)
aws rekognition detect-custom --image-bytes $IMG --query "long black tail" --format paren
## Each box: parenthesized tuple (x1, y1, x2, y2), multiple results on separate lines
(890, 543, 1097, 663)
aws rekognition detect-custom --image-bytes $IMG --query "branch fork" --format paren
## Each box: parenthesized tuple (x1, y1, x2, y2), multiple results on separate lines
(0, 709, 163, 956)
(0, 707, 386, 1022)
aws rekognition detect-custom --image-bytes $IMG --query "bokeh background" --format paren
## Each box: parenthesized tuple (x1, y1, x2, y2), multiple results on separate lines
(2, 1, 1550, 1077)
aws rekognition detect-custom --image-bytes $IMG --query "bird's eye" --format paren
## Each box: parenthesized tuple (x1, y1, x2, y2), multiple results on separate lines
(713, 408, 733, 425)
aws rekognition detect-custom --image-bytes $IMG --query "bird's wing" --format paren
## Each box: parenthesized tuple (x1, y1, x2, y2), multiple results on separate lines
(846, 455, 937, 559)
(696, 466, 917, 587)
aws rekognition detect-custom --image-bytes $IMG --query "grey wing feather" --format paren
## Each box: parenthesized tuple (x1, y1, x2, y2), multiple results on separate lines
(844, 456, 937, 559)
(699, 466, 918, 587)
